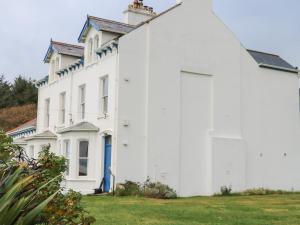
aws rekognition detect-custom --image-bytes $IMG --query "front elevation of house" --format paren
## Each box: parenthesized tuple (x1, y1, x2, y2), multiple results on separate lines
(9, 0, 300, 196)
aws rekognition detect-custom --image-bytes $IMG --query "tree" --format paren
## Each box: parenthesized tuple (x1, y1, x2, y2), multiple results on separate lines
(0, 75, 12, 109)
(11, 76, 37, 106)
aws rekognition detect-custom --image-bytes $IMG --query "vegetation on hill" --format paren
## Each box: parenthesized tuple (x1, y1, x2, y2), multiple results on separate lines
(0, 104, 37, 132)
(0, 75, 37, 109)
(0, 75, 38, 131)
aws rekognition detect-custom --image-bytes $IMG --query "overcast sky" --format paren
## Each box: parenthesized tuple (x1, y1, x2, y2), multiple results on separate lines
(0, 0, 299, 82)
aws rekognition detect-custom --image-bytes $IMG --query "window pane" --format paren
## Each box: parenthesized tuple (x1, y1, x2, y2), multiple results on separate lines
(103, 77, 108, 96)
(80, 87, 85, 103)
(79, 159, 88, 176)
(65, 141, 70, 158)
(79, 141, 88, 157)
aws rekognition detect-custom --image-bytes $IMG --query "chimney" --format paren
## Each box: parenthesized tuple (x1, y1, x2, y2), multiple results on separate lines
(124, 0, 156, 25)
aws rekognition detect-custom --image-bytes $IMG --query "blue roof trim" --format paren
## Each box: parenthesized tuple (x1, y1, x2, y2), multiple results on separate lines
(78, 16, 91, 43)
(8, 127, 36, 138)
(43, 41, 54, 63)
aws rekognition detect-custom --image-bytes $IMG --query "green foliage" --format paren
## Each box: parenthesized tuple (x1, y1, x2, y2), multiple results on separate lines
(143, 180, 177, 199)
(0, 75, 12, 109)
(0, 131, 95, 224)
(115, 181, 142, 197)
(0, 75, 37, 109)
(11, 76, 38, 106)
(220, 185, 232, 196)
(238, 188, 291, 196)
(115, 178, 177, 199)
(83, 194, 300, 225)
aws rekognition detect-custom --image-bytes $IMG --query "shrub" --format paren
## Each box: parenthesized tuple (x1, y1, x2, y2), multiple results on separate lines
(240, 188, 289, 196)
(143, 178, 177, 199)
(115, 178, 177, 199)
(220, 186, 232, 196)
(115, 180, 142, 197)
(0, 131, 95, 224)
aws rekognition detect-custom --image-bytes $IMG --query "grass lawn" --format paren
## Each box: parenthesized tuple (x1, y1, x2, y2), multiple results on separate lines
(83, 194, 300, 225)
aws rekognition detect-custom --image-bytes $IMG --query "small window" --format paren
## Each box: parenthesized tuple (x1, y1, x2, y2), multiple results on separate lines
(94, 35, 99, 61)
(59, 92, 66, 124)
(79, 141, 89, 176)
(88, 39, 93, 63)
(79, 85, 86, 120)
(45, 98, 50, 128)
(99, 76, 109, 115)
(50, 60, 55, 81)
(64, 140, 71, 175)
(55, 57, 60, 72)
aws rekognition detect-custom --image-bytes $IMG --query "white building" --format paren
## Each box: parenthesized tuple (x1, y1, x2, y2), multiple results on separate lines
(11, 0, 300, 196)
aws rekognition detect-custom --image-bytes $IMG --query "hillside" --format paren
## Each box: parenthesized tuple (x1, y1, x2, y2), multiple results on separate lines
(0, 104, 37, 132)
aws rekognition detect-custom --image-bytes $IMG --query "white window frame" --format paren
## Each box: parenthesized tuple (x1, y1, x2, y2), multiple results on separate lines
(79, 85, 86, 120)
(63, 140, 71, 176)
(88, 39, 93, 63)
(44, 98, 50, 129)
(78, 140, 89, 177)
(94, 35, 99, 61)
(99, 76, 109, 115)
(59, 92, 66, 125)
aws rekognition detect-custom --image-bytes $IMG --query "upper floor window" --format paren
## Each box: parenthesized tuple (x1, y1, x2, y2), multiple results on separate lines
(79, 85, 86, 120)
(59, 92, 66, 124)
(87, 39, 93, 63)
(99, 76, 109, 115)
(44, 98, 50, 128)
(79, 140, 89, 176)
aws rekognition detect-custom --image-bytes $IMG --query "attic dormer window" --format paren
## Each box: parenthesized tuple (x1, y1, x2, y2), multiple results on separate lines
(88, 38, 93, 63)
(94, 35, 99, 61)
(50, 60, 55, 81)
(55, 57, 60, 72)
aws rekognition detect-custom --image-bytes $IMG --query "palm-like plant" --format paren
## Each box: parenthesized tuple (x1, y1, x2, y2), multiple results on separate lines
(0, 166, 59, 225)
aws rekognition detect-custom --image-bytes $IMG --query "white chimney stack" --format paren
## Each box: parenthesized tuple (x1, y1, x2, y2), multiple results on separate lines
(124, 0, 156, 25)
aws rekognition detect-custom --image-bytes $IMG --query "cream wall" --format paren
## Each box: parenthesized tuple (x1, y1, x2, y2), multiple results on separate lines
(116, 0, 300, 196)
(36, 27, 119, 193)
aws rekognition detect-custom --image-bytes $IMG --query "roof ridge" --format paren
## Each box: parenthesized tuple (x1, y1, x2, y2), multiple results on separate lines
(88, 15, 136, 28)
(247, 49, 279, 57)
(51, 40, 84, 49)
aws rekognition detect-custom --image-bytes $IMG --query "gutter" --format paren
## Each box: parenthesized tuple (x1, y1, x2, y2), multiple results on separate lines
(259, 63, 299, 74)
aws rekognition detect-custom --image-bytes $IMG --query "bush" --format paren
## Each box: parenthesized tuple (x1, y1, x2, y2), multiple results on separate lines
(0, 131, 95, 224)
(240, 188, 289, 196)
(115, 178, 177, 199)
(220, 186, 232, 196)
(115, 181, 142, 197)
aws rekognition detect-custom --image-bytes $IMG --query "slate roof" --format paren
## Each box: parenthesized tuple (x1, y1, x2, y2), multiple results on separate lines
(25, 131, 57, 141)
(78, 16, 136, 42)
(44, 40, 84, 63)
(57, 122, 99, 134)
(7, 118, 37, 135)
(247, 50, 298, 73)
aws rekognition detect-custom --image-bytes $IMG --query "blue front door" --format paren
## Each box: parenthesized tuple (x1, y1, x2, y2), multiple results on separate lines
(104, 136, 112, 192)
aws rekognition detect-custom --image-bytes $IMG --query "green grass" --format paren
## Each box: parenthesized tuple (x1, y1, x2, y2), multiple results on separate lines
(83, 194, 300, 225)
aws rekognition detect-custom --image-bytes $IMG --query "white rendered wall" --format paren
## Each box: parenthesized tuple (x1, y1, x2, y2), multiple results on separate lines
(116, 0, 300, 196)
(36, 27, 119, 193)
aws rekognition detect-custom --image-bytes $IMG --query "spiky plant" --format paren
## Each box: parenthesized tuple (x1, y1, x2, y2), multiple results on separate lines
(0, 166, 58, 225)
